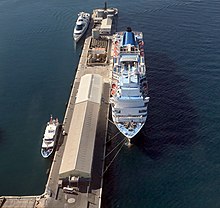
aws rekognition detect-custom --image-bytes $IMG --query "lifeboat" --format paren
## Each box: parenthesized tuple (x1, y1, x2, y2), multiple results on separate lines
(113, 47, 119, 57)
(114, 50, 119, 57)
(139, 40, 144, 46)
(111, 83, 117, 96)
(142, 81, 148, 93)
(140, 48, 144, 56)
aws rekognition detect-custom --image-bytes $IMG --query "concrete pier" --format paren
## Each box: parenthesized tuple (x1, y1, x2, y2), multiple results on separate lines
(0, 6, 118, 208)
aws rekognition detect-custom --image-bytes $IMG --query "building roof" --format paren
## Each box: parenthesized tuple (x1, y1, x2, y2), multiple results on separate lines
(59, 74, 103, 179)
(76, 74, 103, 104)
(100, 18, 112, 30)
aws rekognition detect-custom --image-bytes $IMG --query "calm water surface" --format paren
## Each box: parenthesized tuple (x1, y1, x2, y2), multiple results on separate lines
(0, 0, 220, 207)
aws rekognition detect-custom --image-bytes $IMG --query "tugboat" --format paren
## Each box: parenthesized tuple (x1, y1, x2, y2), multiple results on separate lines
(110, 27, 150, 140)
(41, 115, 59, 158)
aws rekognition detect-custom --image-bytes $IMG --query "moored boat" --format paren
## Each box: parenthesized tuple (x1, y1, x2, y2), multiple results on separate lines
(41, 115, 59, 158)
(110, 27, 150, 139)
(73, 12, 90, 42)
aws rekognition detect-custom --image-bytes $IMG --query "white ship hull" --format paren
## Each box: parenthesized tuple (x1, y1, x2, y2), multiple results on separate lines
(73, 12, 90, 42)
(114, 121, 145, 139)
(110, 27, 150, 139)
(41, 116, 59, 158)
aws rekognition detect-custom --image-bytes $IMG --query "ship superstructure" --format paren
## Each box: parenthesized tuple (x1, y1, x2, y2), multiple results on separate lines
(110, 27, 150, 139)
(41, 115, 59, 158)
(73, 12, 90, 42)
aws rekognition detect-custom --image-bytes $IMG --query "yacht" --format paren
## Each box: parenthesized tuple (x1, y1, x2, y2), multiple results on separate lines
(41, 115, 59, 158)
(73, 12, 90, 42)
(110, 27, 150, 139)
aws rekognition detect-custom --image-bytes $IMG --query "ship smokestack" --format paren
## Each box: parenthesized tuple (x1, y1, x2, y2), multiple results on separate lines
(126, 27, 132, 32)
(122, 27, 136, 46)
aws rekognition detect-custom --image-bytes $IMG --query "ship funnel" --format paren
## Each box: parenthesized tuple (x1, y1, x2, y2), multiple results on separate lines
(126, 27, 132, 32)
(122, 27, 136, 46)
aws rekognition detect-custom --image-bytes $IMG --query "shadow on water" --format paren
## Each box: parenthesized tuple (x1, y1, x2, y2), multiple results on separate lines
(0, 129, 4, 144)
(102, 52, 199, 207)
(73, 38, 84, 52)
(133, 52, 198, 159)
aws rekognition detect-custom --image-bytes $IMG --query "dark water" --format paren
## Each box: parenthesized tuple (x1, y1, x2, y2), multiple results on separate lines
(1, 0, 220, 207)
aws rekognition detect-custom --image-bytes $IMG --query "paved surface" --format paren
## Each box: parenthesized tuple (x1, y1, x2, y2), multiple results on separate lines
(0, 196, 37, 208)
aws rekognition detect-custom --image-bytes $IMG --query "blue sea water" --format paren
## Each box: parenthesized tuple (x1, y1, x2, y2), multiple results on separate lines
(0, 0, 220, 207)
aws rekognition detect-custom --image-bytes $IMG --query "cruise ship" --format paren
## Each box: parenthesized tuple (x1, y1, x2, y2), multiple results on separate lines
(110, 27, 150, 139)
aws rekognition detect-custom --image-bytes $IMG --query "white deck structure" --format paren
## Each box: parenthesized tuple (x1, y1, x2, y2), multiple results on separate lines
(110, 28, 149, 139)
(100, 17, 112, 34)
(73, 12, 90, 42)
(59, 74, 103, 179)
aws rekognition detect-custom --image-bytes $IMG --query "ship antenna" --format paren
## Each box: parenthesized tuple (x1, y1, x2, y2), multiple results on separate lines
(104, 1, 107, 10)
(50, 114, 53, 123)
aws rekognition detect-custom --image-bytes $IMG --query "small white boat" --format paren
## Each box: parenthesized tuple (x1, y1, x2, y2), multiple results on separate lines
(73, 12, 90, 42)
(41, 115, 59, 158)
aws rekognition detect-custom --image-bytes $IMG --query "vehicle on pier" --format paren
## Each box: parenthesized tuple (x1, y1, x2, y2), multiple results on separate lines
(110, 27, 150, 139)
(73, 12, 90, 42)
(41, 115, 59, 158)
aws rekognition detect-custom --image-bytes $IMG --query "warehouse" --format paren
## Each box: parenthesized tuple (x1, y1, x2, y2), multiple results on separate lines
(59, 74, 103, 179)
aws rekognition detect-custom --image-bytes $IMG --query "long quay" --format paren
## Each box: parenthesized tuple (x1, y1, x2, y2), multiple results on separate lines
(0, 6, 118, 208)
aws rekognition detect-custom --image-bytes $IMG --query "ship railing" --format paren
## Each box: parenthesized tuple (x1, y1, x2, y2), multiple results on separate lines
(119, 48, 140, 54)
(113, 111, 147, 117)
(115, 31, 143, 36)
(112, 73, 120, 80)
(113, 115, 147, 123)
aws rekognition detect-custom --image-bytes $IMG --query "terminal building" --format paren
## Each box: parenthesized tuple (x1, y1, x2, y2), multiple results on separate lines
(59, 74, 103, 179)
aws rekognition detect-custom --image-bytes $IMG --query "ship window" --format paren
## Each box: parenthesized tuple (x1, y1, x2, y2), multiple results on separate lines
(45, 138, 54, 141)
(139, 109, 147, 113)
(76, 24, 84, 30)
